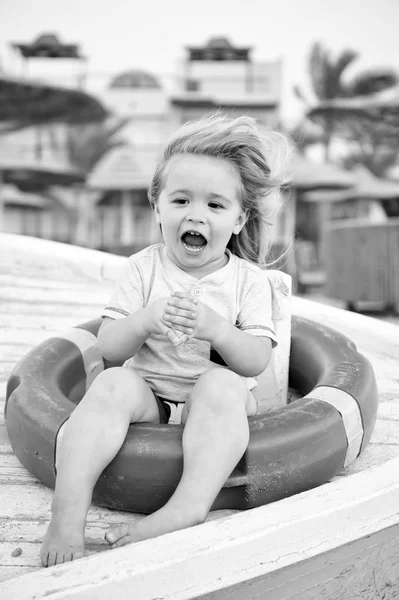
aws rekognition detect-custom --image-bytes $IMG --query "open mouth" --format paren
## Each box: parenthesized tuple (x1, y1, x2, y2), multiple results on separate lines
(181, 230, 207, 254)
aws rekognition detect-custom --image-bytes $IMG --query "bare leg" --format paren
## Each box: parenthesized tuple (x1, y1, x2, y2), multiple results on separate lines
(40, 367, 160, 567)
(105, 368, 255, 547)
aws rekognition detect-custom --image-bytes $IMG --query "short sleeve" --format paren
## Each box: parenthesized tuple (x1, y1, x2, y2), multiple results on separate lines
(102, 257, 144, 320)
(237, 272, 277, 347)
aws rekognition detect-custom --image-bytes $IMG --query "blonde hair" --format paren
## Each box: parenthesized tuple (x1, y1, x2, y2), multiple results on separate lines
(148, 112, 291, 268)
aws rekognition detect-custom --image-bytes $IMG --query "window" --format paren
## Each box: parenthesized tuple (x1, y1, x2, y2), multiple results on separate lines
(185, 79, 200, 92)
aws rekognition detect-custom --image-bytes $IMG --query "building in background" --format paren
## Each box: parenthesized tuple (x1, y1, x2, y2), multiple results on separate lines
(170, 37, 282, 128)
(1, 34, 283, 252)
(102, 68, 170, 158)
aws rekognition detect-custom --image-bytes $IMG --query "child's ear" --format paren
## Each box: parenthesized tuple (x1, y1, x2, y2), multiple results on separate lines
(154, 203, 161, 225)
(233, 210, 248, 235)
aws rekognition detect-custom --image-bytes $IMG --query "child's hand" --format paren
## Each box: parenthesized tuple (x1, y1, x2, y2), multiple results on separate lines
(145, 298, 193, 346)
(164, 292, 226, 344)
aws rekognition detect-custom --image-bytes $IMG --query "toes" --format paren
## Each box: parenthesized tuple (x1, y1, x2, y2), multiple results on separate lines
(40, 552, 49, 568)
(47, 551, 57, 568)
(41, 549, 83, 567)
(111, 536, 132, 549)
(105, 525, 129, 545)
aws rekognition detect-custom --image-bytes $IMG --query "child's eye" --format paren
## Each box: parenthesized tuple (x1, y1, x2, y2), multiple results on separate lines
(173, 198, 188, 205)
(209, 202, 224, 209)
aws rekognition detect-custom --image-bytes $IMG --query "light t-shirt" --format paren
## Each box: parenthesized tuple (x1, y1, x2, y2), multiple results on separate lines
(102, 243, 277, 402)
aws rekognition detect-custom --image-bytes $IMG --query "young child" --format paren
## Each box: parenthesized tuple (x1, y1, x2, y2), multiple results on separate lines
(41, 113, 290, 567)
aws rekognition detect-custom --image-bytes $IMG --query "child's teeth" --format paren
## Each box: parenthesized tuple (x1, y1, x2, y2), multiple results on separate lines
(183, 242, 204, 253)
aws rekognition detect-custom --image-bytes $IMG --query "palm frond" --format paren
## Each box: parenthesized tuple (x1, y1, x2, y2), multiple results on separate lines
(293, 84, 309, 105)
(66, 117, 130, 174)
(309, 42, 329, 100)
(323, 49, 357, 98)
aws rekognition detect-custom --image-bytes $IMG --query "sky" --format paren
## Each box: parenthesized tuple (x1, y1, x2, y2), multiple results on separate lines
(1, 0, 399, 124)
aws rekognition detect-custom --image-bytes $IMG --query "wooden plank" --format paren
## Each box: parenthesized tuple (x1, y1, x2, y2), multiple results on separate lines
(0, 363, 15, 381)
(0, 273, 107, 292)
(1, 345, 35, 363)
(0, 232, 124, 284)
(0, 480, 234, 525)
(1, 330, 72, 345)
(0, 313, 101, 331)
(378, 402, 399, 420)
(0, 454, 42, 484)
(0, 568, 36, 585)
(0, 542, 107, 569)
(0, 422, 11, 450)
(0, 480, 140, 522)
(0, 508, 234, 545)
(0, 302, 104, 317)
(1, 520, 124, 544)
(336, 442, 399, 476)
(371, 418, 399, 445)
(0, 426, 12, 453)
(2, 344, 56, 363)
(1, 457, 399, 600)
(196, 525, 399, 600)
(0, 290, 106, 306)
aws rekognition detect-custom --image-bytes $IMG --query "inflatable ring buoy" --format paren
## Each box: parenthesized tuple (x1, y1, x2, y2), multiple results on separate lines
(5, 316, 378, 513)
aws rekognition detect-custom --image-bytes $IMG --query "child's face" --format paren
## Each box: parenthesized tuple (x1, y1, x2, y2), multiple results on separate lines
(155, 154, 246, 278)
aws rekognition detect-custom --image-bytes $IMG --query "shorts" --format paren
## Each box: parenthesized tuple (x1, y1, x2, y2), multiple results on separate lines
(155, 395, 185, 425)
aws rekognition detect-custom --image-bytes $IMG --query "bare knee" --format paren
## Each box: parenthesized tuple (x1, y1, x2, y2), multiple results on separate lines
(191, 368, 247, 415)
(86, 367, 150, 418)
(90, 367, 134, 397)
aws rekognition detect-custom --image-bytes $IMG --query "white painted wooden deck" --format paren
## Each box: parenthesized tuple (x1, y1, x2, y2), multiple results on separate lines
(1, 233, 399, 599)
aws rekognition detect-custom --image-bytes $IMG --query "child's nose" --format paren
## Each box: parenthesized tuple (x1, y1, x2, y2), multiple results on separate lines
(187, 207, 206, 223)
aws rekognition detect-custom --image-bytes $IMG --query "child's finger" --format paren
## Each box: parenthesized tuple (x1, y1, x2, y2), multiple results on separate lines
(159, 323, 180, 344)
(159, 323, 193, 345)
(167, 329, 192, 346)
(171, 292, 198, 304)
(164, 316, 194, 334)
(164, 312, 196, 328)
(165, 306, 196, 320)
(168, 297, 198, 311)
(172, 333, 190, 346)
(171, 324, 194, 336)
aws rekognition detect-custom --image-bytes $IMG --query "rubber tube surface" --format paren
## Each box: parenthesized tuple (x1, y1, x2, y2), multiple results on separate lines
(5, 316, 378, 513)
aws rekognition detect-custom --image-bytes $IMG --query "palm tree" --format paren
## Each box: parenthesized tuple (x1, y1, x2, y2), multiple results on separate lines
(295, 42, 399, 162)
(340, 129, 399, 178)
(286, 120, 327, 155)
(348, 68, 398, 97)
(66, 116, 130, 175)
(306, 83, 399, 178)
(54, 116, 131, 245)
(294, 42, 358, 161)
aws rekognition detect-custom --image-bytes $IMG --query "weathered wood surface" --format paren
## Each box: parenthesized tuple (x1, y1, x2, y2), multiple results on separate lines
(2, 456, 399, 600)
(1, 233, 399, 599)
(325, 218, 399, 305)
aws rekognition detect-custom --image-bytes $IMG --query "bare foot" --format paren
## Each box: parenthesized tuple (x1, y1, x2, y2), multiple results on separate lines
(105, 504, 204, 549)
(40, 514, 85, 567)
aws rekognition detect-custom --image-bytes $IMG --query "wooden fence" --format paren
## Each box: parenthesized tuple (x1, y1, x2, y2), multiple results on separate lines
(325, 218, 399, 307)
(1, 203, 162, 254)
